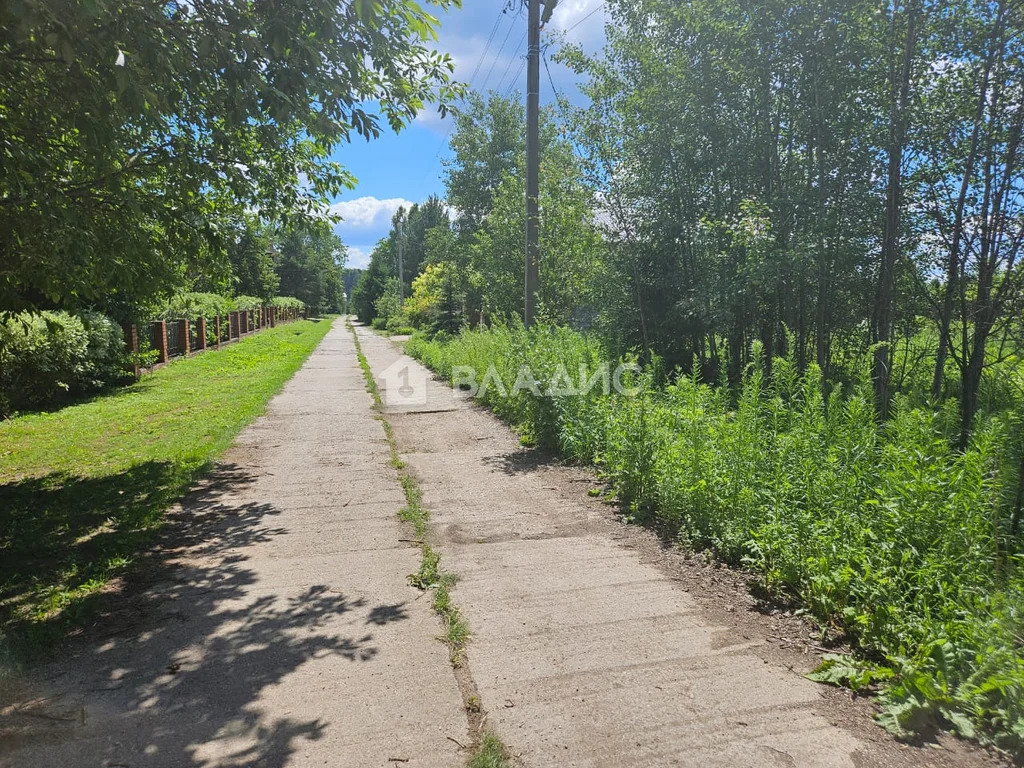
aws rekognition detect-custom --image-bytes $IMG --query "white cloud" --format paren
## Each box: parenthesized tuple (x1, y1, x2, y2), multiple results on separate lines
(414, 106, 455, 135)
(549, 0, 606, 46)
(345, 246, 372, 270)
(439, 10, 530, 95)
(329, 196, 414, 228)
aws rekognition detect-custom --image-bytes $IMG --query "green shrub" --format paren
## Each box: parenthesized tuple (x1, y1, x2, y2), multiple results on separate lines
(158, 292, 233, 321)
(233, 294, 262, 312)
(271, 296, 305, 311)
(407, 323, 1024, 757)
(0, 311, 127, 416)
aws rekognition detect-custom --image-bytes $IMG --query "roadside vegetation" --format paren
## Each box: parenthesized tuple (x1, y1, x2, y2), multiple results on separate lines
(0, 319, 333, 658)
(407, 323, 1024, 756)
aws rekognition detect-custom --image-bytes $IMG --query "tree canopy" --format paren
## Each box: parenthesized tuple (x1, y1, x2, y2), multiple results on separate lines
(0, 0, 459, 315)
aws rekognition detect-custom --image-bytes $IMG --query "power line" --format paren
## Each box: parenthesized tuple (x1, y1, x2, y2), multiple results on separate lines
(478, 9, 520, 93)
(563, 2, 603, 36)
(432, 3, 519, 164)
(465, 5, 507, 92)
(494, 31, 527, 95)
(502, 53, 527, 98)
(542, 49, 563, 104)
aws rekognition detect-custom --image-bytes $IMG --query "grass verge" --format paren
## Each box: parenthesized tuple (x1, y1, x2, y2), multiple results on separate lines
(0, 317, 334, 658)
(346, 318, 470, 666)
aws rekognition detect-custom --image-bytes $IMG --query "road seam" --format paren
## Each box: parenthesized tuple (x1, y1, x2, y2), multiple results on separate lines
(346, 319, 509, 764)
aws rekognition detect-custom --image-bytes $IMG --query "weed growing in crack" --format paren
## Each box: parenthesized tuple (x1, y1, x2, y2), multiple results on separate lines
(347, 318, 471, 667)
(467, 732, 514, 768)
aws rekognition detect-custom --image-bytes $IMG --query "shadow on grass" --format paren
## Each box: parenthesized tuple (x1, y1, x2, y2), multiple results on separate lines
(0, 375, 160, 421)
(0, 460, 211, 657)
(1, 461, 400, 766)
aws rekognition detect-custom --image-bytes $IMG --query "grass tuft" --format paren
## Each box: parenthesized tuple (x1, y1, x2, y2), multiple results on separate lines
(467, 732, 514, 768)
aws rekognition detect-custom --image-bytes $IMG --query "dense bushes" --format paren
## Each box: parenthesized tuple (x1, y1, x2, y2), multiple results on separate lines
(271, 296, 305, 311)
(158, 292, 234, 321)
(407, 324, 1024, 757)
(157, 293, 305, 347)
(0, 311, 127, 417)
(159, 292, 305, 319)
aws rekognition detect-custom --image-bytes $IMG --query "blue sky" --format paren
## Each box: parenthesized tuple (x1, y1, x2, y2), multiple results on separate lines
(330, 0, 609, 268)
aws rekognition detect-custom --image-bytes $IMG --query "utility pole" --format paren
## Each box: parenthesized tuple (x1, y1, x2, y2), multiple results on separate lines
(397, 218, 405, 303)
(524, 0, 540, 327)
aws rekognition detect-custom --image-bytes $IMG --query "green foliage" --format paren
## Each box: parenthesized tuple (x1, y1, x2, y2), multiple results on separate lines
(0, 311, 127, 416)
(405, 261, 457, 329)
(0, 0, 460, 315)
(373, 278, 403, 324)
(275, 220, 346, 313)
(371, 277, 412, 332)
(233, 295, 263, 312)
(227, 218, 279, 301)
(409, 323, 1024, 757)
(435, 92, 600, 326)
(351, 198, 452, 323)
(159, 292, 234, 321)
(270, 296, 306, 311)
(807, 654, 894, 693)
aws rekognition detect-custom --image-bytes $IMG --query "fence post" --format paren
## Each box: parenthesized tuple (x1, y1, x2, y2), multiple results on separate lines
(182, 319, 190, 356)
(123, 323, 140, 377)
(156, 320, 169, 364)
(197, 317, 208, 351)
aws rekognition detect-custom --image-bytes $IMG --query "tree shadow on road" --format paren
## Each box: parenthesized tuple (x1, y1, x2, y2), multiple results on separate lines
(1, 463, 405, 767)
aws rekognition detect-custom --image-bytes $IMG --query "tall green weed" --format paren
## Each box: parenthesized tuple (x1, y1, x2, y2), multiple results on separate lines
(407, 324, 1024, 757)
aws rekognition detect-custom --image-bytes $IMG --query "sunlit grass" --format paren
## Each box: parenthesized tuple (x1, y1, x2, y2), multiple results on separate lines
(0, 318, 334, 657)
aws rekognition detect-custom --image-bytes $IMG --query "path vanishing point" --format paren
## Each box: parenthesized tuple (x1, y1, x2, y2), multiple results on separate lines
(2, 318, 999, 768)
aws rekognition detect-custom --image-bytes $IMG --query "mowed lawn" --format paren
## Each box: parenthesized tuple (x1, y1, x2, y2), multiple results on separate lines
(0, 317, 334, 657)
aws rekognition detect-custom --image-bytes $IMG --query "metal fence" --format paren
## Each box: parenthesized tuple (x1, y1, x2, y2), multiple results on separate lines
(166, 319, 187, 358)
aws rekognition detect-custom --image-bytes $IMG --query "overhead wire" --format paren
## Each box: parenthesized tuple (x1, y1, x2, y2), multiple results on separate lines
(501, 48, 528, 98)
(465, 5, 507, 92)
(478, 9, 520, 93)
(563, 2, 604, 36)
(492, 29, 526, 95)
(432, 3, 525, 164)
